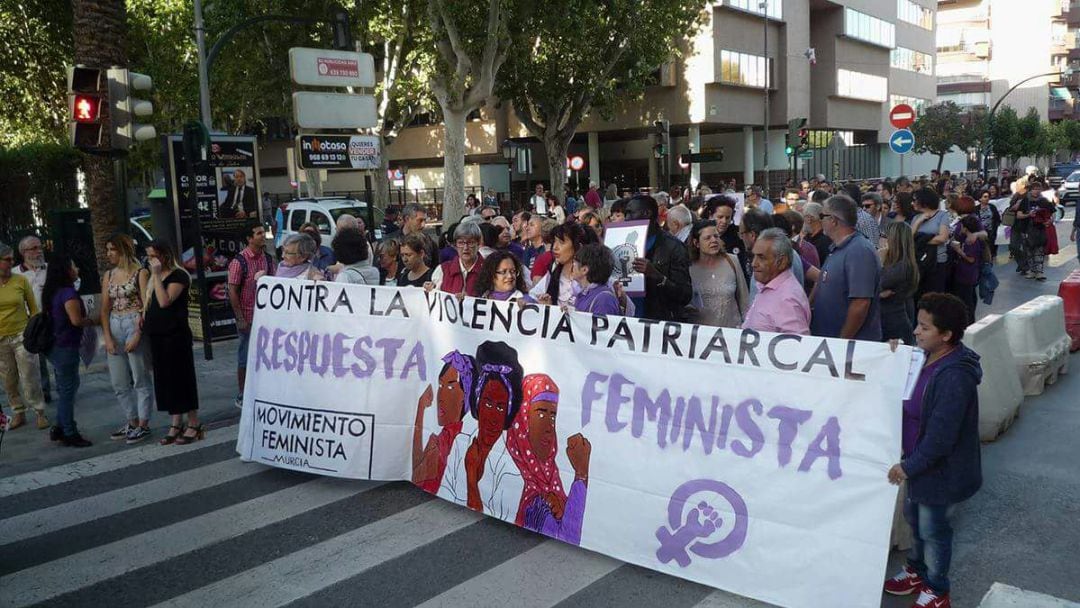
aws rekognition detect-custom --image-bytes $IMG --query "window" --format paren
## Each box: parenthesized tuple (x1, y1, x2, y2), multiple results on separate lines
(844, 8, 895, 48)
(723, 0, 781, 19)
(891, 47, 933, 75)
(937, 92, 990, 108)
(289, 210, 307, 231)
(889, 95, 930, 115)
(311, 210, 332, 235)
(719, 50, 773, 89)
(836, 69, 888, 102)
(897, 0, 932, 30)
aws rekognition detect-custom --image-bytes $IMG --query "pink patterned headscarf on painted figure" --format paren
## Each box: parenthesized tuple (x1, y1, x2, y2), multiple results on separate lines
(506, 373, 565, 526)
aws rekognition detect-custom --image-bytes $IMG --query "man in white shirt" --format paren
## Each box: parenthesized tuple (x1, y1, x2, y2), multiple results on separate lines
(529, 184, 548, 215)
(665, 204, 694, 245)
(14, 235, 50, 402)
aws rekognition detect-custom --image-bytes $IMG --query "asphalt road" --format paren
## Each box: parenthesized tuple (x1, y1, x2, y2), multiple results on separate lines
(1, 212, 1077, 608)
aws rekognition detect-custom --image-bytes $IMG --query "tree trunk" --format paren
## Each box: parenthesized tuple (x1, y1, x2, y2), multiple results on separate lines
(441, 108, 468, 224)
(544, 132, 571, 207)
(73, 0, 126, 275)
(374, 135, 391, 210)
(936, 153, 945, 172)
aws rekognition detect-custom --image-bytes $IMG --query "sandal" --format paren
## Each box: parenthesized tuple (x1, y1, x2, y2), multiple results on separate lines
(174, 424, 206, 445)
(159, 425, 182, 445)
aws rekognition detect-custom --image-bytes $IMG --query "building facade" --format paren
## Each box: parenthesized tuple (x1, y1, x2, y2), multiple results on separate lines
(260, 0, 942, 200)
(936, 0, 1076, 122)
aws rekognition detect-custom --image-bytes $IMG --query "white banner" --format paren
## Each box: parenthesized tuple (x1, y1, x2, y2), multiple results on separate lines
(237, 278, 913, 608)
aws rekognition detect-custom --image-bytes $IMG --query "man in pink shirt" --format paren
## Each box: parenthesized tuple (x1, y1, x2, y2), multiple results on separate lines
(742, 228, 811, 335)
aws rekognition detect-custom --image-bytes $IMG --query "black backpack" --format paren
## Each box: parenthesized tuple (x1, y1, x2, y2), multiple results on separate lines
(913, 231, 936, 276)
(23, 310, 54, 355)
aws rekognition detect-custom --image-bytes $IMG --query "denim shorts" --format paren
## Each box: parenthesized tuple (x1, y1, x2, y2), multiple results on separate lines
(237, 329, 251, 369)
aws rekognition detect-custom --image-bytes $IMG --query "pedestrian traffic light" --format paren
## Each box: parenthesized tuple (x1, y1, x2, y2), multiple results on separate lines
(786, 117, 807, 157)
(108, 68, 156, 150)
(68, 65, 106, 151)
(330, 3, 352, 50)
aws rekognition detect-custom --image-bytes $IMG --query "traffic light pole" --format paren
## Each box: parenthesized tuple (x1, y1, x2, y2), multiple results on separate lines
(193, 0, 213, 130)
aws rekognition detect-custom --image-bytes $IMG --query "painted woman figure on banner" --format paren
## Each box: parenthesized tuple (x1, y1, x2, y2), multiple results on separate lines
(411, 350, 476, 494)
(507, 374, 591, 545)
(464, 341, 523, 512)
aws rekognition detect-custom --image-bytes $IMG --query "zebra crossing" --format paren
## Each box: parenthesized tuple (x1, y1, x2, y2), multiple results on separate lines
(0, 422, 783, 608)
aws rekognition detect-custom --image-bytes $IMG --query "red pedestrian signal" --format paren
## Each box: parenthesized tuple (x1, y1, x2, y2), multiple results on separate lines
(73, 94, 100, 123)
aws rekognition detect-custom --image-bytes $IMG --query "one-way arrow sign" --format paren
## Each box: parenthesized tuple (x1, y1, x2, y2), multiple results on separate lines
(889, 129, 914, 155)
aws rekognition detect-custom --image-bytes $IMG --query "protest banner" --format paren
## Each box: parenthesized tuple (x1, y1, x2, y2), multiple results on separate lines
(237, 278, 915, 608)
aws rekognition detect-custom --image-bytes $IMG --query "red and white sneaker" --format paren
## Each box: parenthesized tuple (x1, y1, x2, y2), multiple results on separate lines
(913, 585, 951, 608)
(883, 565, 924, 595)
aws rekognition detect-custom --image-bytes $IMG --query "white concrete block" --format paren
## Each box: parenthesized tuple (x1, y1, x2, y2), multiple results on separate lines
(978, 582, 1080, 608)
(1003, 296, 1072, 396)
(966, 314, 1025, 441)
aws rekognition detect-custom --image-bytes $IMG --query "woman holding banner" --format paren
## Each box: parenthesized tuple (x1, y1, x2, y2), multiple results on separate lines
(429, 222, 485, 297)
(506, 374, 591, 545)
(475, 252, 534, 304)
(412, 350, 475, 494)
(464, 341, 523, 512)
(886, 293, 982, 608)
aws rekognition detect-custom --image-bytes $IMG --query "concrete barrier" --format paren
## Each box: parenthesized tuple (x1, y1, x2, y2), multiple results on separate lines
(966, 314, 1025, 441)
(1059, 269, 1080, 352)
(1003, 295, 1072, 396)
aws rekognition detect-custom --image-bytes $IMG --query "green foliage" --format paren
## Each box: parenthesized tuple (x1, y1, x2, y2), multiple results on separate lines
(1016, 107, 1044, 159)
(1052, 119, 1080, 155)
(0, 0, 73, 145)
(0, 143, 81, 238)
(989, 105, 1020, 161)
(911, 101, 972, 170)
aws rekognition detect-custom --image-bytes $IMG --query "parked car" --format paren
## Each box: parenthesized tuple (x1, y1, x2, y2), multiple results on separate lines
(275, 198, 384, 245)
(1057, 170, 1080, 205)
(1047, 162, 1080, 188)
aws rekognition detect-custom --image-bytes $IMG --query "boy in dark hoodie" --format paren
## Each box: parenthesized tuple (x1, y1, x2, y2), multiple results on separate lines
(884, 292, 983, 608)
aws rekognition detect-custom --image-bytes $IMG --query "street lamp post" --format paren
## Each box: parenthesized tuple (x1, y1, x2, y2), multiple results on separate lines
(761, 1, 769, 197)
(981, 69, 1070, 180)
(502, 139, 520, 210)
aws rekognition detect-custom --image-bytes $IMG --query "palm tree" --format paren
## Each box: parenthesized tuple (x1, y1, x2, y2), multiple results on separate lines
(72, 0, 127, 273)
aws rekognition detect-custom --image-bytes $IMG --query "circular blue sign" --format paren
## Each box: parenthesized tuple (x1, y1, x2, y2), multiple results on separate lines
(890, 129, 915, 155)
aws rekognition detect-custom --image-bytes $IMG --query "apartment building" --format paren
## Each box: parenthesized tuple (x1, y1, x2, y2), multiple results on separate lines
(262, 0, 940, 198)
(936, 0, 1076, 121)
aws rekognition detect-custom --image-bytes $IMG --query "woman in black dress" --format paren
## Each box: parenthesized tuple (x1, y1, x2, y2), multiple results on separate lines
(144, 239, 203, 445)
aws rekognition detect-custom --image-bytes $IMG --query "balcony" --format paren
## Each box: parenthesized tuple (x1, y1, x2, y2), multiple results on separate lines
(1049, 97, 1074, 121)
(1070, 5, 1080, 26)
(1071, 47, 1080, 61)
(1065, 70, 1080, 87)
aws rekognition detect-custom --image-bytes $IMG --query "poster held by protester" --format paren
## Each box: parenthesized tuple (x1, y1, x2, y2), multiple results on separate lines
(603, 220, 649, 297)
(237, 278, 915, 608)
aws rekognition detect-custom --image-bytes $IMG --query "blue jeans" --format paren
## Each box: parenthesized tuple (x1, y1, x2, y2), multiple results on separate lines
(107, 312, 154, 423)
(48, 346, 81, 436)
(904, 496, 957, 594)
(237, 329, 251, 370)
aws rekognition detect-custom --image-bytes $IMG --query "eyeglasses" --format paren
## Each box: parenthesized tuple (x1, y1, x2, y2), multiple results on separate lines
(494, 269, 518, 277)
(455, 240, 478, 248)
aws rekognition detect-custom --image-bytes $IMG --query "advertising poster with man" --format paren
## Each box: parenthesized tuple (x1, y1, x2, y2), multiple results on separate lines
(164, 135, 263, 340)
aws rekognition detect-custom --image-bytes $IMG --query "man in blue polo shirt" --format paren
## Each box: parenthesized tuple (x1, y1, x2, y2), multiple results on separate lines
(811, 194, 882, 340)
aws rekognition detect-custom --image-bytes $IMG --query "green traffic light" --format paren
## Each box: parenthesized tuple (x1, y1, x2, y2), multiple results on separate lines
(785, 146, 794, 156)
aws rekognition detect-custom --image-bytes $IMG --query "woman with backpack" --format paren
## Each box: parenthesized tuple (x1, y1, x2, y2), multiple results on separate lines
(911, 187, 951, 301)
(101, 234, 154, 445)
(42, 254, 97, 447)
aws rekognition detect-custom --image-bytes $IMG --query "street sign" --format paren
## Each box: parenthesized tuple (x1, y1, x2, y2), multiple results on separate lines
(889, 129, 915, 155)
(292, 92, 377, 129)
(568, 155, 585, 171)
(889, 104, 915, 129)
(296, 134, 380, 170)
(799, 150, 814, 159)
(679, 151, 724, 164)
(289, 48, 376, 88)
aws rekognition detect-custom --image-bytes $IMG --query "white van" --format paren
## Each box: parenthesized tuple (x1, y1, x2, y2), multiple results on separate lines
(274, 198, 384, 245)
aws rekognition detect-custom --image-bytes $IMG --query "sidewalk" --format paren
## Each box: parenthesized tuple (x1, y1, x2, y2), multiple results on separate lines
(0, 338, 242, 476)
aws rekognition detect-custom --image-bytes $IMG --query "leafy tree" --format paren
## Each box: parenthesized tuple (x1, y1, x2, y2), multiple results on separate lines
(1015, 107, 1043, 161)
(1053, 119, 1080, 157)
(498, 0, 706, 202)
(910, 101, 972, 172)
(426, 0, 515, 223)
(0, 0, 72, 145)
(989, 105, 1021, 167)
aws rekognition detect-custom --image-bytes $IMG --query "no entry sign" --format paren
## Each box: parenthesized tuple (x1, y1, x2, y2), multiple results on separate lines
(889, 104, 915, 129)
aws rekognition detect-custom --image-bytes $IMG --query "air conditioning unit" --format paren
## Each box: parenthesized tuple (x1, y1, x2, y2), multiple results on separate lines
(973, 42, 990, 58)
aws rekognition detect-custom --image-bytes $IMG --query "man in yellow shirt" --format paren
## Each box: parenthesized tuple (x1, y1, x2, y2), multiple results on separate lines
(0, 243, 46, 430)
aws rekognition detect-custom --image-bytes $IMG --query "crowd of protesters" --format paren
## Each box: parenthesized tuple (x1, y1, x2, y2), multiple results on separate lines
(2, 164, 1072, 608)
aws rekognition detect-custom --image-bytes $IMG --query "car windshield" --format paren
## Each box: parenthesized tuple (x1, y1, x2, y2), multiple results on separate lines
(1067, 172, 1080, 183)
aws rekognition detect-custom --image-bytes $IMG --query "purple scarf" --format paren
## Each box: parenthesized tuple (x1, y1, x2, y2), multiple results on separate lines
(275, 261, 314, 279)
